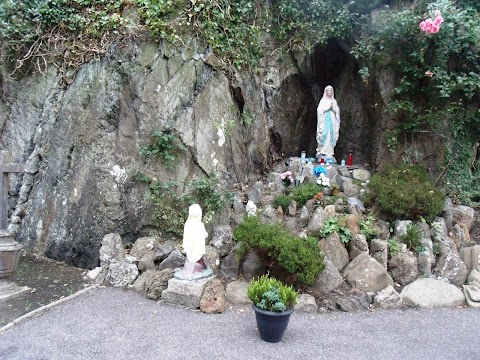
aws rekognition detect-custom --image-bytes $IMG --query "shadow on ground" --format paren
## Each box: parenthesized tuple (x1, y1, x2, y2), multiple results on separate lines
(0, 251, 93, 327)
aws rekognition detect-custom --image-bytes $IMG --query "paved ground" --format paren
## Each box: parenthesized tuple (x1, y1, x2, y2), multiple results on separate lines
(0, 286, 479, 360)
(0, 252, 92, 327)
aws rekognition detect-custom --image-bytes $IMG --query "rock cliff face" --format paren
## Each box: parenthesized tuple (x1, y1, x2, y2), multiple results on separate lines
(0, 38, 381, 268)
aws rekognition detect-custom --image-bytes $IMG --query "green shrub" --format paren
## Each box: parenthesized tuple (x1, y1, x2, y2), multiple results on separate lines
(289, 183, 320, 207)
(319, 216, 351, 244)
(140, 128, 185, 169)
(388, 238, 400, 256)
(359, 215, 379, 241)
(400, 223, 422, 253)
(131, 173, 233, 236)
(233, 216, 325, 286)
(367, 164, 445, 222)
(273, 194, 294, 212)
(247, 274, 297, 312)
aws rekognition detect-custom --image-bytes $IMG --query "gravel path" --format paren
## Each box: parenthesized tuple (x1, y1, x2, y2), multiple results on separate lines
(1, 287, 479, 360)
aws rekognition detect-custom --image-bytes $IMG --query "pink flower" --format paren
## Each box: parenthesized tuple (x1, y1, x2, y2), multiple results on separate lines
(425, 18, 434, 27)
(425, 71, 433, 77)
(420, 21, 426, 30)
(434, 10, 441, 17)
(434, 16, 444, 25)
(431, 25, 440, 33)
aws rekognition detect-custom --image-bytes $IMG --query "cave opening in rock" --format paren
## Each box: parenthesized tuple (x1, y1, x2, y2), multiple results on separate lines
(273, 38, 373, 165)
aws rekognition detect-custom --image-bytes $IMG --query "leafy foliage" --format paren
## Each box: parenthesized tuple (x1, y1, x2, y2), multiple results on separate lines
(234, 216, 325, 285)
(352, 0, 480, 203)
(319, 216, 351, 244)
(132, 172, 233, 235)
(388, 238, 400, 256)
(289, 183, 320, 207)
(140, 128, 185, 169)
(272, 194, 294, 212)
(247, 274, 297, 312)
(400, 223, 423, 253)
(359, 215, 378, 241)
(0, 0, 382, 76)
(367, 163, 445, 222)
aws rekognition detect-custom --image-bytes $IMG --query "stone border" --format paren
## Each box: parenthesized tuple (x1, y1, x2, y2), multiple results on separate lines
(0, 284, 99, 335)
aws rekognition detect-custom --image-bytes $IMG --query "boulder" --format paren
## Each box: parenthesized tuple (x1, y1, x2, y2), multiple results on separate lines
(311, 259, 344, 293)
(452, 205, 475, 230)
(343, 253, 394, 292)
(318, 233, 349, 271)
(344, 214, 360, 236)
(352, 169, 371, 182)
(105, 260, 139, 287)
(99, 233, 124, 267)
(204, 245, 220, 273)
(433, 236, 468, 286)
(389, 252, 418, 286)
(417, 251, 433, 277)
(451, 223, 472, 250)
(138, 253, 156, 272)
(288, 200, 297, 216)
(210, 225, 234, 257)
(130, 236, 159, 259)
(468, 269, 480, 285)
(220, 246, 241, 280)
(157, 250, 185, 271)
(373, 220, 390, 240)
(306, 207, 326, 235)
(225, 280, 251, 305)
(161, 275, 214, 308)
(370, 239, 388, 268)
(374, 285, 401, 310)
(200, 278, 226, 313)
(260, 205, 277, 225)
(348, 234, 368, 260)
(241, 251, 266, 281)
(393, 220, 412, 239)
(294, 294, 318, 313)
(442, 198, 454, 230)
(132, 270, 156, 293)
(144, 268, 175, 300)
(459, 245, 480, 272)
(299, 206, 310, 228)
(401, 278, 465, 308)
(154, 240, 177, 262)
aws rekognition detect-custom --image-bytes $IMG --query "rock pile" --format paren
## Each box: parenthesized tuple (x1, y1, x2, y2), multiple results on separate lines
(88, 159, 479, 313)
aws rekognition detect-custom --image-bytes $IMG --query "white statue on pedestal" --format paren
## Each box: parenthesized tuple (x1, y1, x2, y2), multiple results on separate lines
(316, 85, 340, 157)
(182, 204, 208, 274)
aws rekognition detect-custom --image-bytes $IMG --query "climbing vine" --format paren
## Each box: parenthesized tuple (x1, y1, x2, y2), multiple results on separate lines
(352, 0, 480, 204)
(0, 0, 381, 78)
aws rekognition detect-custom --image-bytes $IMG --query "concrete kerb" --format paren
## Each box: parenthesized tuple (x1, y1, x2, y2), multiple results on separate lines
(0, 284, 100, 335)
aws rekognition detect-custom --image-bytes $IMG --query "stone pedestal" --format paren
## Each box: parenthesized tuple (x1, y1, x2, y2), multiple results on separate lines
(161, 275, 214, 309)
(0, 230, 30, 302)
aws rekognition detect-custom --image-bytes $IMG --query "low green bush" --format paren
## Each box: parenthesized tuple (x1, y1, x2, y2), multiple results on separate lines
(233, 216, 325, 286)
(367, 164, 445, 222)
(273, 194, 294, 212)
(400, 223, 423, 253)
(319, 216, 351, 244)
(289, 183, 320, 207)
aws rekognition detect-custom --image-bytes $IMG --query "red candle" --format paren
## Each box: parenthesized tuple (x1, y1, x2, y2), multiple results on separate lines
(347, 153, 353, 166)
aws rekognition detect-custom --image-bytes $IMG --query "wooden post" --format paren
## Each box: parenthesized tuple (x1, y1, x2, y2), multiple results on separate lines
(0, 151, 25, 230)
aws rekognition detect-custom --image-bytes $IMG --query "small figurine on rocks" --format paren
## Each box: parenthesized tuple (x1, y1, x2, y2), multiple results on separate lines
(182, 204, 208, 274)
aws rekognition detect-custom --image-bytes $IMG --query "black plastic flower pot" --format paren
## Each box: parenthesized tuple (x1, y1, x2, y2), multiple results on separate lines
(252, 305, 294, 343)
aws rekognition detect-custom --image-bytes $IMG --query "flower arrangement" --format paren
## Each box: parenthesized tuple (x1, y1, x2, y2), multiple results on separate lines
(316, 173, 330, 187)
(419, 9, 444, 34)
(279, 171, 294, 186)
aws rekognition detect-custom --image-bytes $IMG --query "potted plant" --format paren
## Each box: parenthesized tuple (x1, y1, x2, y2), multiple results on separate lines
(247, 274, 297, 343)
